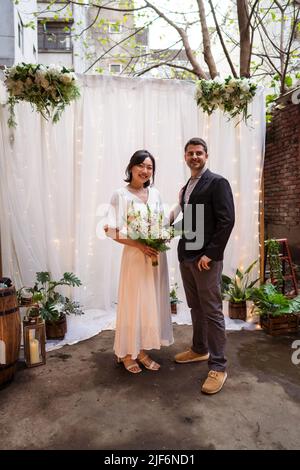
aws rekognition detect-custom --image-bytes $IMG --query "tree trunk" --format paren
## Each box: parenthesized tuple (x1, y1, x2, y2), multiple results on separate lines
(237, 0, 251, 77)
(196, 0, 218, 78)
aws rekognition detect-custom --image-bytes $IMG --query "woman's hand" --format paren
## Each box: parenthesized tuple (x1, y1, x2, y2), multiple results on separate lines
(137, 243, 159, 258)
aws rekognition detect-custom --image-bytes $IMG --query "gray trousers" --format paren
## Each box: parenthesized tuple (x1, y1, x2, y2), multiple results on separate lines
(180, 259, 227, 372)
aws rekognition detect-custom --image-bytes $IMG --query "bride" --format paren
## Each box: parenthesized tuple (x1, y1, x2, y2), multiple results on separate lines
(105, 150, 174, 374)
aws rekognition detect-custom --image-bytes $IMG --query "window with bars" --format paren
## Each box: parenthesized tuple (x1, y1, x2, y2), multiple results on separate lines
(18, 16, 24, 53)
(38, 21, 72, 52)
(109, 64, 122, 74)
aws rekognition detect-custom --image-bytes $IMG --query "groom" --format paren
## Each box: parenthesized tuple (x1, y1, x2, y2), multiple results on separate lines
(175, 137, 235, 394)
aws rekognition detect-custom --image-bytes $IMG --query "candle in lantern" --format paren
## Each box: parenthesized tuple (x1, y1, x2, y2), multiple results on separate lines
(0, 339, 6, 364)
(28, 329, 35, 341)
(29, 339, 40, 364)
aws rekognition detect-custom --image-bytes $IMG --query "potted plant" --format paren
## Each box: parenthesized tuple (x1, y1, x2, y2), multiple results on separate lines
(250, 284, 300, 335)
(26, 272, 84, 340)
(222, 260, 259, 321)
(264, 239, 284, 288)
(170, 283, 182, 314)
(17, 286, 33, 306)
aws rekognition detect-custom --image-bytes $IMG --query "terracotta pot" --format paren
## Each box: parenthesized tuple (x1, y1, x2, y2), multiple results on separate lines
(45, 314, 67, 340)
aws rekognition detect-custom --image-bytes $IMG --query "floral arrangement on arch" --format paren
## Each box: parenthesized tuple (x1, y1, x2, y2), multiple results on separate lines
(2, 62, 80, 127)
(195, 76, 257, 123)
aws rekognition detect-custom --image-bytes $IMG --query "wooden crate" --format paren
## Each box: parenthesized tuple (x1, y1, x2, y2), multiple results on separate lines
(228, 301, 247, 321)
(260, 314, 299, 336)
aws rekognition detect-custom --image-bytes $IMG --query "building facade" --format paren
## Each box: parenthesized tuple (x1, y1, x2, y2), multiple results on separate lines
(0, 0, 37, 67)
(36, 0, 147, 75)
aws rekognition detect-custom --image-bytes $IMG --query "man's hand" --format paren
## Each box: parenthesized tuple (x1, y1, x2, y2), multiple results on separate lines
(197, 255, 212, 271)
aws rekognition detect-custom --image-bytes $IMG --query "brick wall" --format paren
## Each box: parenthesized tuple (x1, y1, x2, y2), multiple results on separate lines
(264, 100, 300, 263)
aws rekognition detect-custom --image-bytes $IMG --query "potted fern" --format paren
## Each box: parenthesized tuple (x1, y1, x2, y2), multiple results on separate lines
(222, 260, 259, 321)
(26, 272, 83, 340)
(170, 283, 181, 314)
(250, 284, 300, 335)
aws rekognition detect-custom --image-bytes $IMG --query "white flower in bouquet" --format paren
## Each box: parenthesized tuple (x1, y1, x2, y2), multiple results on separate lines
(60, 73, 73, 85)
(48, 64, 63, 75)
(213, 76, 224, 85)
(240, 81, 250, 93)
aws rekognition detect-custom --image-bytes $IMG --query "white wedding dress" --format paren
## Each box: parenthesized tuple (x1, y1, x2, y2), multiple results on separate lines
(108, 186, 174, 359)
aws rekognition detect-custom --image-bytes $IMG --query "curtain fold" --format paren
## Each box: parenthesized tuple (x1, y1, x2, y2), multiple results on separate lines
(0, 75, 265, 310)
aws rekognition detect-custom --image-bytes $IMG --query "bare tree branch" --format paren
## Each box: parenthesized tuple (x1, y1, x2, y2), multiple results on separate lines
(73, 5, 102, 39)
(281, 6, 300, 93)
(208, 0, 238, 77)
(144, 0, 208, 78)
(136, 61, 196, 77)
(84, 20, 157, 73)
(56, 0, 147, 13)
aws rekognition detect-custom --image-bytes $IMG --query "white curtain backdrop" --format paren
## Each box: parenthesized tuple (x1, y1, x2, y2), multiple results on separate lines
(0, 75, 265, 346)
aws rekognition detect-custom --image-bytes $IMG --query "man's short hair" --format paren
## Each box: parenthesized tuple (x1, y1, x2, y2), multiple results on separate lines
(184, 137, 208, 153)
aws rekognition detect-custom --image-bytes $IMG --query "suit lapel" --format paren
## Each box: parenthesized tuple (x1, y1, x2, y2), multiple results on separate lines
(180, 179, 190, 210)
(188, 169, 211, 203)
(180, 169, 212, 209)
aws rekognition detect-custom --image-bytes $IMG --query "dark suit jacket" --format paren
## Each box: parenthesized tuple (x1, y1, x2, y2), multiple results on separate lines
(177, 169, 235, 262)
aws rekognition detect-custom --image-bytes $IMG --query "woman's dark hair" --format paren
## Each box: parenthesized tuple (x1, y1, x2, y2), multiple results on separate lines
(124, 150, 155, 187)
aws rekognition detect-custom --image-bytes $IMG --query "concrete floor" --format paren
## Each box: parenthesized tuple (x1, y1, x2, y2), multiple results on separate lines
(1, 325, 300, 450)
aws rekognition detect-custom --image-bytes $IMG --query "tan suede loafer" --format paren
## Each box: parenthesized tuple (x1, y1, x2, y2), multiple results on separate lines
(201, 370, 227, 394)
(174, 348, 209, 363)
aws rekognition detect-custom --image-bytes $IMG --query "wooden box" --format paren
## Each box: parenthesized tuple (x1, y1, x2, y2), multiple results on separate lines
(260, 314, 299, 336)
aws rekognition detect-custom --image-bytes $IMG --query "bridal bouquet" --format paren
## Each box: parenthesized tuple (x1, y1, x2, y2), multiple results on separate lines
(126, 202, 174, 266)
(3, 62, 80, 127)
